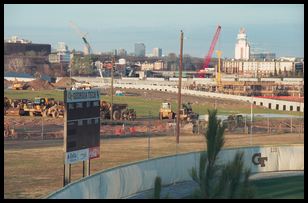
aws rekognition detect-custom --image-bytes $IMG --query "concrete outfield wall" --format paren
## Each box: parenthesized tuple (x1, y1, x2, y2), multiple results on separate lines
(47, 145, 303, 199)
(115, 84, 304, 112)
(66, 77, 304, 112)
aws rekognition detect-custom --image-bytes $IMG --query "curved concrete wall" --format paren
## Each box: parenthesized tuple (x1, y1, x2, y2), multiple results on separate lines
(67, 76, 303, 112)
(47, 144, 303, 199)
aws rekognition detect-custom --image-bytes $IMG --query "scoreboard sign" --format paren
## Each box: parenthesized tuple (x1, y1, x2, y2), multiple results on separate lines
(64, 89, 100, 164)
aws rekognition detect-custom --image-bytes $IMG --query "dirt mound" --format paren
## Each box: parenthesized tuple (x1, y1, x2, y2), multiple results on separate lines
(54, 77, 77, 88)
(27, 79, 54, 90)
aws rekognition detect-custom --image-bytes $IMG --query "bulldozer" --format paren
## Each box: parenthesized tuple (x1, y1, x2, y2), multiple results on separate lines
(100, 100, 136, 121)
(159, 102, 175, 120)
(174, 102, 199, 123)
(222, 114, 246, 131)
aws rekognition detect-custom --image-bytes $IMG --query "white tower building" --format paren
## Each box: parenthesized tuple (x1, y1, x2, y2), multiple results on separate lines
(235, 28, 250, 60)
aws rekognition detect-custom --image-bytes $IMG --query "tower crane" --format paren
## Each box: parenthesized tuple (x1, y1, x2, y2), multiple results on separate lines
(69, 21, 92, 55)
(197, 25, 221, 78)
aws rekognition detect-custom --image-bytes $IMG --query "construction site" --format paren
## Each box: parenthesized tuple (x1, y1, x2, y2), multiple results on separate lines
(4, 5, 304, 199)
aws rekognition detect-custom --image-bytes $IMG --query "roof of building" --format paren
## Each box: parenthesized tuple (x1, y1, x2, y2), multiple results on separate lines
(4, 71, 34, 78)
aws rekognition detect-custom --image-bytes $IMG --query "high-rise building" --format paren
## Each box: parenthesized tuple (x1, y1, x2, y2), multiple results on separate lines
(235, 28, 250, 60)
(134, 43, 146, 57)
(57, 42, 69, 52)
(152, 48, 162, 57)
(49, 42, 70, 63)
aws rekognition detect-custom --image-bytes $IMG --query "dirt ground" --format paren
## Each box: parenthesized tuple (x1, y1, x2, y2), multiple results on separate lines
(4, 133, 304, 199)
(3, 88, 304, 198)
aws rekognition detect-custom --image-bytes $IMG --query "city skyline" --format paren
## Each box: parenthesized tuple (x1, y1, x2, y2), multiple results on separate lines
(4, 4, 304, 58)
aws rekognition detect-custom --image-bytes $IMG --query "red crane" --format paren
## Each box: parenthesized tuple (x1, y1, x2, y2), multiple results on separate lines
(198, 25, 221, 77)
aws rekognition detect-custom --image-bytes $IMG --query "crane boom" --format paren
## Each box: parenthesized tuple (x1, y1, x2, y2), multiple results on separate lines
(69, 21, 92, 55)
(203, 25, 221, 69)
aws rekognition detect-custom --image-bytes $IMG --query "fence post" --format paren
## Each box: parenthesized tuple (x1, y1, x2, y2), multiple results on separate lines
(41, 116, 44, 140)
(267, 116, 270, 135)
(147, 111, 151, 159)
(290, 117, 293, 133)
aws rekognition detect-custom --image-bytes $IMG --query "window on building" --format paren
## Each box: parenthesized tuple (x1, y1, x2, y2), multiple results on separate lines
(260, 102, 263, 106)
(86, 101, 91, 108)
(276, 104, 279, 110)
(76, 102, 83, 108)
(268, 103, 272, 109)
(290, 106, 293, 111)
(297, 106, 300, 112)
(283, 105, 286, 111)
(93, 101, 99, 107)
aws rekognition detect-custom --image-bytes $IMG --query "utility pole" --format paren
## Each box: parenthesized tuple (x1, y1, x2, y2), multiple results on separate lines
(110, 56, 115, 120)
(176, 30, 184, 144)
(250, 96, 253, 145)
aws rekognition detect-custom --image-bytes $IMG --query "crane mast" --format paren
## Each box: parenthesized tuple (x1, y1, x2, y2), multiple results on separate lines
(198, 25, 221, 78)
(69, 21, 92, 55)
(203, 25, 221, 69)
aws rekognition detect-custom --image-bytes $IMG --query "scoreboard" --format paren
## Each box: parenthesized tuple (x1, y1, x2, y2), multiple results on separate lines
(64, 89, 100, 164)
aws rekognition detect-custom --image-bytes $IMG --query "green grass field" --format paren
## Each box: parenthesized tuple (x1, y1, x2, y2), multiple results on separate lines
(4, 90, 303, 117)
(252, 175, 304, 199)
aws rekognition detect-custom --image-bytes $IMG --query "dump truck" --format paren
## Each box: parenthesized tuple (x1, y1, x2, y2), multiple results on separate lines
(159, 102, 175, 120)
(100, 100, 136, 121)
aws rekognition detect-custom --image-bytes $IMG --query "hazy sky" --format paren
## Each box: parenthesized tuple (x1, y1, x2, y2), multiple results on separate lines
(4, 4, 304, 58)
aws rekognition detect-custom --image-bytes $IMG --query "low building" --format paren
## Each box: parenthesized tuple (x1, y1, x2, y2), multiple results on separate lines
(4, 42, 51, 55)
(250, 53, 276, 61)
(222, 60, 302, 76)
(4, 71, 35, 82)
(48, 42, 70, 63)
(140, 60, 165, 71)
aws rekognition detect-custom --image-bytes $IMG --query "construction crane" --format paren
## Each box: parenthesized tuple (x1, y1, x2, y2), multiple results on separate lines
(197, 25, 221, 78)
(69, 21, 92, 55)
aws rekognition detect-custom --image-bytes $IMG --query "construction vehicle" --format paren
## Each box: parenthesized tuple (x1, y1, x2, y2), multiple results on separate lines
(100, 100, 136, 121)
(222, 114, 246, 131)
(197, 25, 221, 78)
(69, 21, 92, 55)
(159, 102, 175, 120)
(11, 79, 28, 90)
(74, 82, 93, 90)
(19, 97, 63, 118)
(175, 102, 199, 123)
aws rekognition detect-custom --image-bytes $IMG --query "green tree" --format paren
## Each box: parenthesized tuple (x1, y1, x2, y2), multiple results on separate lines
(153, 176, 162, 199)
(190, 109, 255, 199)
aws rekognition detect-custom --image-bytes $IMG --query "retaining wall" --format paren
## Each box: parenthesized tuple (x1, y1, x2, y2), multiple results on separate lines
(47, 144, 304, 199)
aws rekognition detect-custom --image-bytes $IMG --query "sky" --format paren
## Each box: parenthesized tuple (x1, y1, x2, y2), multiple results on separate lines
(4, 4, 304, 58)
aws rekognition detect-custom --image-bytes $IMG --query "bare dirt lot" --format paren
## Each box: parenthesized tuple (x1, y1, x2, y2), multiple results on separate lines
(4, 88, 304, 199)
(4, 132, 303, 199)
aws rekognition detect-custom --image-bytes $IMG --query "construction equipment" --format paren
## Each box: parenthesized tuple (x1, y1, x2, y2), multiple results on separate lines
(100, 100, 136, 121)
(197, 25, 221, 78)
(69, 21, 92, 55)
(73, 81, 93, 90)
(216, 50, 222, 86)
(11, 79, 28, 90)
(159, 102, 175, 120)
(175, 102, 199, 123)
(19, 97, 63, 118)
(222, 114, 246, 131)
